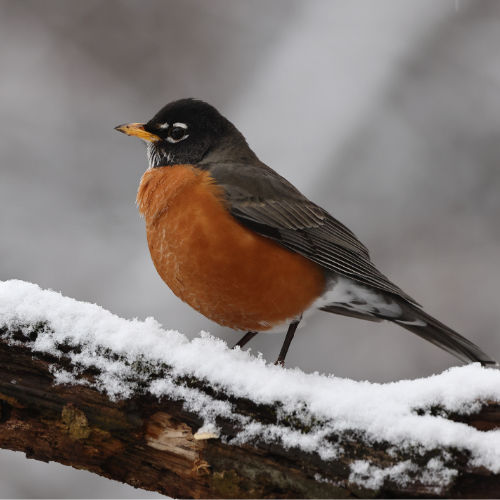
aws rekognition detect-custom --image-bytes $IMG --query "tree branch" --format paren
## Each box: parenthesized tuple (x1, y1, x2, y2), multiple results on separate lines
(0, 280, 499, 498)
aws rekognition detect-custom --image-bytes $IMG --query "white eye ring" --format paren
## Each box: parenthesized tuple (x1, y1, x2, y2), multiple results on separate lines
(166, 123, 189, 143)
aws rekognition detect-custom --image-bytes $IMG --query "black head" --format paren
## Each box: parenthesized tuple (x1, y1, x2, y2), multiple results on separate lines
(115, 98, 254, 168)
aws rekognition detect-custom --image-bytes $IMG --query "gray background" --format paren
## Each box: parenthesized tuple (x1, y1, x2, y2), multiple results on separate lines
(1, 0, 500, 497)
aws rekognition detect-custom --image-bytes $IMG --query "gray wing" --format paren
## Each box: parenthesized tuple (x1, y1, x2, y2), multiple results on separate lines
(204, 161, 417, 304)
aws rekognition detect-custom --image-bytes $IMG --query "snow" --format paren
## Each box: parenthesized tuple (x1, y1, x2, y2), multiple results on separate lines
(348, 458, 458, 493)
(1, 279, 500, 492)
(349, 460, 416, 490)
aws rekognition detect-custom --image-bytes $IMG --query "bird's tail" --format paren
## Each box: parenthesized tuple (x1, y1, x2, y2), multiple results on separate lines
(391, 301, 497, 367)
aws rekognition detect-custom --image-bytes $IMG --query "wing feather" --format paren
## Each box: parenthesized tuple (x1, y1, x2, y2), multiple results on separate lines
(202, 161, 417, 304)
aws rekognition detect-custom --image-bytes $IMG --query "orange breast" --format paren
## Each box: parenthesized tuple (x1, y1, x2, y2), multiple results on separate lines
(137, 165, 325, 331)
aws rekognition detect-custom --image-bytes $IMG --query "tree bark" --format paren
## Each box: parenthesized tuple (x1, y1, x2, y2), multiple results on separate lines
(0, 323, 499, 498)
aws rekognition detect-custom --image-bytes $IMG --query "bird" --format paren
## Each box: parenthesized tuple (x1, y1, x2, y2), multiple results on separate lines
(115, 98, 497, 368)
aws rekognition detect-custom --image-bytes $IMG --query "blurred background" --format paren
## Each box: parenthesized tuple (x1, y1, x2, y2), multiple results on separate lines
(1, 0, 500, 496)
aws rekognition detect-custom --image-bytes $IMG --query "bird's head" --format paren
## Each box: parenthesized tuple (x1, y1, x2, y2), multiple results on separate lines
(115, 98, 254, 168)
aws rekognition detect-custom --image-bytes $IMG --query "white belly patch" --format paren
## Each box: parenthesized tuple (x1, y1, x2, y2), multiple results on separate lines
(311, 275, 403, 318)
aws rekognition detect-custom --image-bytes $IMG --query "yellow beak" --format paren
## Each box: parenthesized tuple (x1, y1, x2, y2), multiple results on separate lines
(114, 122, 161, 142)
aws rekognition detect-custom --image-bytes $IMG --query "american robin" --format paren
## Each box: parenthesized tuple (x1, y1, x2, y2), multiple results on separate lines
(115, 98, 497, 367)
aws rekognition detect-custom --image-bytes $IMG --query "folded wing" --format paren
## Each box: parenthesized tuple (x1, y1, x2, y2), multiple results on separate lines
(204, 162, 417, 304)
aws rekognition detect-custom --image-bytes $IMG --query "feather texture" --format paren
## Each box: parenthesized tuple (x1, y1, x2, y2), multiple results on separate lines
(202, 161, 417, 304)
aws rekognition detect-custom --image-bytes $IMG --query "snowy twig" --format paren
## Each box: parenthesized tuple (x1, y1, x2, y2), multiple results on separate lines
(0, 280, 500, 498)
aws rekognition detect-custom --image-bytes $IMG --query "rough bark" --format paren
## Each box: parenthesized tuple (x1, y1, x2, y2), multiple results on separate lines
(0, 324, 499, 498)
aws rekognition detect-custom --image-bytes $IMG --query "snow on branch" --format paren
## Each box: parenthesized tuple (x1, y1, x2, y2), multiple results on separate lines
(1, 279, 500, 498)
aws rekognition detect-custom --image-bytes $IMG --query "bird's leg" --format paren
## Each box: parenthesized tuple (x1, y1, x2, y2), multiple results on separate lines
(275, 319, 300, 367)
(232, 331, 258, 349)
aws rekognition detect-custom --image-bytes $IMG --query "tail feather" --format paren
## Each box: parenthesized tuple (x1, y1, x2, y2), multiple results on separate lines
(318, 275, 497, 366)
(391, 301, 498, 367)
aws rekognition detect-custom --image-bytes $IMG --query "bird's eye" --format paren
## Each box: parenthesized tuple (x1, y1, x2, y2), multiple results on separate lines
(167, 123, 189, 143)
